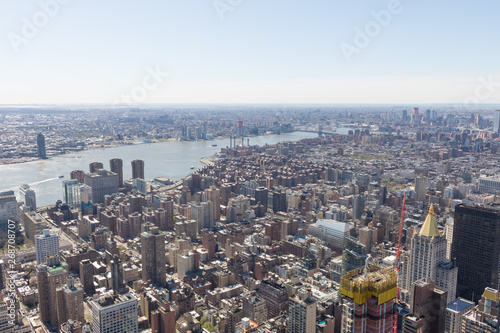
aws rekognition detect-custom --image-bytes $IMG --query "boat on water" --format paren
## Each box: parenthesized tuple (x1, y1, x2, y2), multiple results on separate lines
(58, 175, 64, 178)
(190, 166, 195, 169)
(212, 144, 217, 147)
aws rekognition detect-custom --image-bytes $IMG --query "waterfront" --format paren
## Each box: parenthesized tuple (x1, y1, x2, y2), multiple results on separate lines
(0, 132, 317, 206)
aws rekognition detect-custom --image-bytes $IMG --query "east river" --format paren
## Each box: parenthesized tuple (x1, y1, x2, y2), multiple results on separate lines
(0, 132, 318, 207)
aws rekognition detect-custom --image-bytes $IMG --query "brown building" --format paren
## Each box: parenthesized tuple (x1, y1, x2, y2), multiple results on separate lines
(109, 158, 124, 187)
(257, 278, 289, 319)
(132, 159, 145, 179)
(79, 259, 95, 294)
(402, 279, 447, 333)
(89, 162, 104, 173)
(70, 170, 85, 184)
(151, 303, 176, 333)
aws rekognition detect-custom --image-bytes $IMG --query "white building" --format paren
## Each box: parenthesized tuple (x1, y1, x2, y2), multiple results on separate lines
(478, 176, 500, 194)
(289, 288, 316, 333)
(35, 229, 59, 265)
(308, 219, 352, 250)
(90, 292, 138, 333)
(445, 298, 474, 333)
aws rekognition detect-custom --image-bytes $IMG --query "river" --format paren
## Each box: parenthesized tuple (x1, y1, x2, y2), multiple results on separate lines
(0, 132, 317, 206)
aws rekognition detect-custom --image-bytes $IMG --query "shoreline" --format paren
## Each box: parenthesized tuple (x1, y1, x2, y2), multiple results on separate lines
(0, 132, 290, 167)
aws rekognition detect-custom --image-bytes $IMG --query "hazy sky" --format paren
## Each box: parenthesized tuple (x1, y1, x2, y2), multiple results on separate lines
(0, 0, 499, 104)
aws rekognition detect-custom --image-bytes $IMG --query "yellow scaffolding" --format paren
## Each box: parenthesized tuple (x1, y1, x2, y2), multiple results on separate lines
(341, 265, 397, 305)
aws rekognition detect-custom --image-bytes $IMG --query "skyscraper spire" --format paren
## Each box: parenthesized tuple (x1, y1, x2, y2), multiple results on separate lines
(419, 204, 440, 237)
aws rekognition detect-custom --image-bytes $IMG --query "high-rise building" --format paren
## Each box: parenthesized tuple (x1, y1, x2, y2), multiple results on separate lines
(84, 169, 119, 204)
(237, 120, 243, 136)
(141, 226, 166, 287)
(445, 298, 474, 333)
(415, 176, 428, 202)
(70, 170, 85, 184)
(352, 194, 365, 220)
(57, 276, 85, 324)
(462, 287, 500, 332)
(0, 260, 4, 291)
(402, 205, 453, 305)
(79, 259, 95, 294)
(109, 158, 124, 187)
(242, 292, 268, 325)
(255, 186, 268, 211)
(89, 162, 104, 173)
(452, 204, 500, 301)
(342, 236, 367, 276)
(62, 179, 82, 210)
(110, 254, 125, 292)
(402, 279, 447, 333)
(19, 184, 36, 211)
(341, 265, 396, 333)
(257, 278, 288, 319)
(289, 288, 316, 333)
(205, 185, 221, 221)
(37, 256, 69, 328)
(37, 133, 47, 159)
(35, 229, 59, 265)
(272, 189, 287, 213)
(131, 159, 145, 179)
(493, 110, 500, 134)
(151, 303, 176, 333)
(0, 191, 18, 226)
(90, 292, 138, 333)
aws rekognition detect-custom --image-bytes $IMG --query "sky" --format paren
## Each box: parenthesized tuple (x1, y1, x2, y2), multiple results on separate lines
(0, 0, 499, 105)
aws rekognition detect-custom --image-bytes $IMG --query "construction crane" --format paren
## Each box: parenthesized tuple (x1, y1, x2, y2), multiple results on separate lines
(392, 191, 406, 333)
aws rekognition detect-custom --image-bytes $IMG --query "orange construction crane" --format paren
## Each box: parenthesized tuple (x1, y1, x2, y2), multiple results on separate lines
(393, 191, 406, 333)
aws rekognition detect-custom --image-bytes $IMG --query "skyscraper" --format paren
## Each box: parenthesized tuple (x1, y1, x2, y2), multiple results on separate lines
(141, 226, 166, 287)
(255, 186, 268, 211)
(110, 254, 125, 292)
(131, 159, 145, 179)
(415, 176, 428, 202)
(19, 184, 36, 211)
(494, 109, 500, 134)
(289, 288, 316, 333)
(70, 170, 85, 184)
(35, 229, 59, 265)
(342, 236, 367, 276)
(341, 265, 396, 333)
(402, 279, 447, 333)
(37, 256, 69, 328)
(257, 278, 289, 319)
(57, 276, 85, 324)
(109, 158, 124, 187)
(90, 292, 138, 333)
(402, 205, 452, 305)
(37, 133, 46, 159)
(89, 162, 104, 173)
(84, 169, 119, 204)
(452, 204, 500, 301)
(272, 188, 287, 213)
(62, 179, 81, 210)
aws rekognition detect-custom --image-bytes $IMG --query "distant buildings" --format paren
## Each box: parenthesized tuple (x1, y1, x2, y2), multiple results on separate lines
(90, 292, 138, 333)
(131, 159, 144, 179)
(452, 204, 500, 301)
(37, 133, 46, 159)
(35, 229, 59, 265)
(494, 109, 500, 134)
